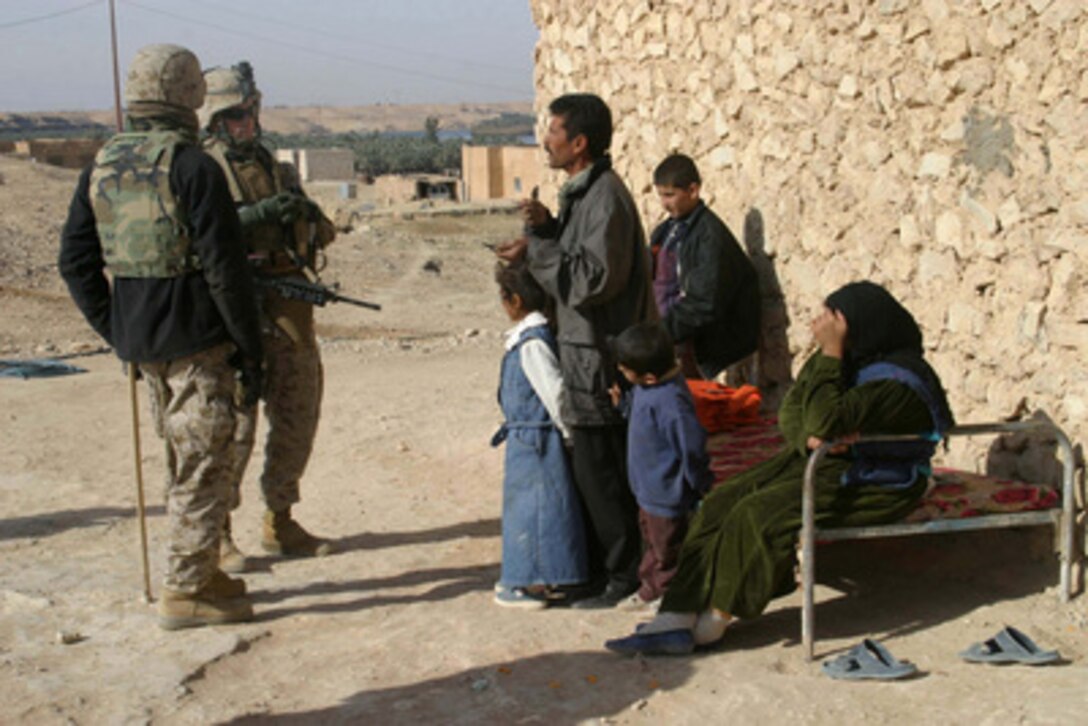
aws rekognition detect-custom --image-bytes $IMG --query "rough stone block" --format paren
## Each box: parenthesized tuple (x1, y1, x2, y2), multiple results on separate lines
(961, 192, 1000, 234)
(733, 58, 759, 92)
(879, 0, 910, 15)
(775, 51, 801, 79)
(837, 75, 860, 98)
(898, 214, 923, 250)
(935, 210, 965, 254)
(947, 301, 986, 336)
(1004, 57, 1032, 86)
(997, 195, 1023, 229)
(1017, 301, 1048, 347)
(987, 18, 1016, 49)
(1049, 322, 1088, 350)
(955, 59, 995, 95)
(708, 145, 736, 170)
(935, 31, 971, 68)
(713, 108, 731, 138)
(918, 249, 959, 280)
(553, 49, 573, 74)
(918, 152, 952, 178)
(759, 135, 789, 160)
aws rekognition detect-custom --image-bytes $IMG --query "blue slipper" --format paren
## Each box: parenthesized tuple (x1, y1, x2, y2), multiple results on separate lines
(960, 626, 1060, 665)
(822, 639, 917, 681)
(605, 629, 695, 656)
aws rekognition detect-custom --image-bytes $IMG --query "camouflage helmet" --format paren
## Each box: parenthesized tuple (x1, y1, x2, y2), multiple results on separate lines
(124, 44, 205, 110)
(199, 62, 261, 131)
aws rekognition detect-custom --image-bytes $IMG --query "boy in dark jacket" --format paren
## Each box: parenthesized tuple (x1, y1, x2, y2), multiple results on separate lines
(651, 154, 760, 381)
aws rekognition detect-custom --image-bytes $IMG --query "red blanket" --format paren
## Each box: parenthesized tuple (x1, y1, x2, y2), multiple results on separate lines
(704, 420, 1058, 521)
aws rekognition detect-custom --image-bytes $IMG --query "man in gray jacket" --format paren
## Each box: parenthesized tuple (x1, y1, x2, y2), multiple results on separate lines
(497, 93, 656, 608)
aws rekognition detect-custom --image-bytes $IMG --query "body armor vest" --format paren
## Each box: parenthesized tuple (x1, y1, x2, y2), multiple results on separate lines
(204, 139, 309, 272)
(89, 130, 196, 278)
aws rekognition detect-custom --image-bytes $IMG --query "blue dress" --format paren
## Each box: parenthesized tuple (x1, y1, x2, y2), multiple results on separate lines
(491, 323, 588, 587)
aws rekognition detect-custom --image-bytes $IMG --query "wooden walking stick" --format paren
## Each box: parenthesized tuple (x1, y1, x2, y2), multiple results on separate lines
(108, 0, 151, 604)
(128, 363, 153, 602)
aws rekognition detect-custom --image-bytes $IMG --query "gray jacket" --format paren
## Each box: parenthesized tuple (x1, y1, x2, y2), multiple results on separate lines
(528, 160, 657, 427)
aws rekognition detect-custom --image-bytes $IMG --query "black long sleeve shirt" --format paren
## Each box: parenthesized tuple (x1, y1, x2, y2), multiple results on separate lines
(59, 144, 263, 365)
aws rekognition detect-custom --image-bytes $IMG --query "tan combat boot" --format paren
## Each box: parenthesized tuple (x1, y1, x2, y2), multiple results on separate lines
(261, 508, 334, 557)
(219, 514, 249, 574)
(158, 582, 254, 631)
(206, 569, 247, 598)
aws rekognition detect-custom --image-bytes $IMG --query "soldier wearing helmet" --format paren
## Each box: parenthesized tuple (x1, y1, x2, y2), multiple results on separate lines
(199, 62, 337, 566)
(59, 44, 263, 630)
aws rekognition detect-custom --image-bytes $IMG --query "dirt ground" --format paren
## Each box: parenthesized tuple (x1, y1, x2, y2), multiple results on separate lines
(1, 153, 1086, 724)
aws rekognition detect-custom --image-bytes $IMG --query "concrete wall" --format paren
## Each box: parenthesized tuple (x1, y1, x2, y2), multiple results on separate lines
(275, 147, 355, 182)
(530, 0, 1087, 477)
(499, 146, 546, 199)
(372, 174, 459, 205)
(463, 146, 502, 201)
(13, 138, 104, 169)
(462, 145, 545, 201)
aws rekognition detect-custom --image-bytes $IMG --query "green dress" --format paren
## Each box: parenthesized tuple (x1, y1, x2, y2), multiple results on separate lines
(661, 353, 933, 619)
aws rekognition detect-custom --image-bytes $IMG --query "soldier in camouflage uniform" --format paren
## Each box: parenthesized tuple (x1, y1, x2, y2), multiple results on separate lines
(198, 62, 336, 569)
(59, 44, 264, 630)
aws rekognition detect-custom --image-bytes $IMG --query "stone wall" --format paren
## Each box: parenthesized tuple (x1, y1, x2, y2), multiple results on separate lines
(529, 0, 1087, 477)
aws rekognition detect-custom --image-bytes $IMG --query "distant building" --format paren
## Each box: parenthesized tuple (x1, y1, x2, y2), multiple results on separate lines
(274, 147, 355, 182)
(373, 173, 459, 205)
(13, 138, 104, 169)
(461, 145, 543, 202)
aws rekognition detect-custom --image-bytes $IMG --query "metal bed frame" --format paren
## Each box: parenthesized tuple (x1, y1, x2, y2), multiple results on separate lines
(800, 420, 1078, 661)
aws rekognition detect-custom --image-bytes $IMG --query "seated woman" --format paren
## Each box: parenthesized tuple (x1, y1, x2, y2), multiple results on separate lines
(606, 281, 954, 655)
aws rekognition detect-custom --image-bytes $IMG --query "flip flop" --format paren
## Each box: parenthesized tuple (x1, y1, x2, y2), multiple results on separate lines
(960, 626, 1060, 665)
(822, 639, 917, 681)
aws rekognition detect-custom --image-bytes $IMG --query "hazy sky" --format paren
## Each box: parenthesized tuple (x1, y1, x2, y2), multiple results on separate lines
(1, 0, 538, 112)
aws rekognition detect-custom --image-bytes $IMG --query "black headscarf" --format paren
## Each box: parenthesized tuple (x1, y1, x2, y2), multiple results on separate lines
(825, 281, 954, 426)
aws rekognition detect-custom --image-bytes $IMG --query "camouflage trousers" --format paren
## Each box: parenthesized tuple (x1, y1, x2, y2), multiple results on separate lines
(142, 342, 255, 593)
(229, 293, 323, 513)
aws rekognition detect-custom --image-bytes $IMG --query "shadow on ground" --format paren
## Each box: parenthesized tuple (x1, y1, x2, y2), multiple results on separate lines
(225, 649, 694, 725)
(706, 526, 1061, 660)
(334, 517, 500, 552)
(249, 562, 499, 621)
(0, 504, 166, 541)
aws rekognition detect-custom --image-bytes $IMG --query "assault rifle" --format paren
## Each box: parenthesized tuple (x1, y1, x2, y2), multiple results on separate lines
(255, 276, 381, 311)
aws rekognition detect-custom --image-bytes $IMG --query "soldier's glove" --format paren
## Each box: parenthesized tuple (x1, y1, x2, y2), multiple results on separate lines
(238, 193, 310, 228)
(233, 359, 263, 408)
(302, 197, 324, 222)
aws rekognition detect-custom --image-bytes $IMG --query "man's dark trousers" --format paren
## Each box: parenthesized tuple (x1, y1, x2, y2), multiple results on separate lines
(569, 424, 640, 593)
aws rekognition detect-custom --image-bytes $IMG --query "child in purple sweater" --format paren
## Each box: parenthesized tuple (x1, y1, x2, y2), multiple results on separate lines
(610, 322, 713, 609)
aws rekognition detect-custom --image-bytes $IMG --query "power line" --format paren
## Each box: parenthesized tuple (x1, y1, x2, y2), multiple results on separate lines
(183, 0, 523, 77)
(0, 0, 103, 30)
(120, 0, 529, 96)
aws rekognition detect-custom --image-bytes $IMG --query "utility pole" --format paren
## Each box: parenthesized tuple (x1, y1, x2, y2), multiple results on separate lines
(109, 0, 122, 133)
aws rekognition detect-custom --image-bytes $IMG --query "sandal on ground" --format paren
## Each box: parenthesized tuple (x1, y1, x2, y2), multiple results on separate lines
(960, 626, 1060, 666)
(821, 639, 917, 681)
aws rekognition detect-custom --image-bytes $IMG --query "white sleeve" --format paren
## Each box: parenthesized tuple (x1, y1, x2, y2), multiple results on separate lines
(519, 338, 570, 440)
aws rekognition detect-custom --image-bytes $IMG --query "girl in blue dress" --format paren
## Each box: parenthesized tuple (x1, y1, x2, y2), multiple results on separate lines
(490, 261, 588, 608)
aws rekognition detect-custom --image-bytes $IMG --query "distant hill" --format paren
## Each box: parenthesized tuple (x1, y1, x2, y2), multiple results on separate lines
(0, 101, 534, 139)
